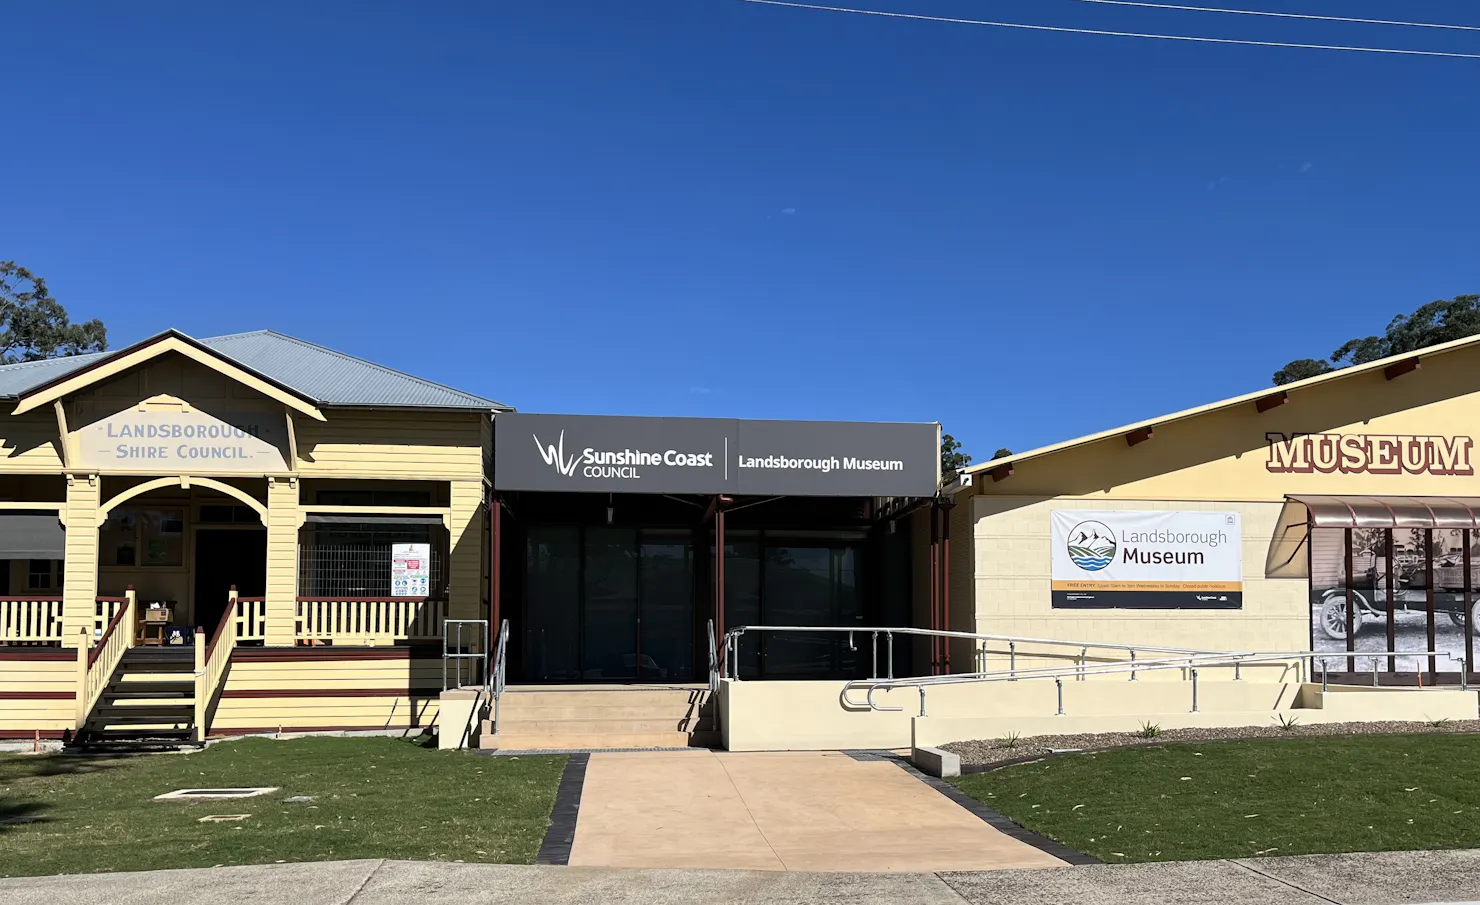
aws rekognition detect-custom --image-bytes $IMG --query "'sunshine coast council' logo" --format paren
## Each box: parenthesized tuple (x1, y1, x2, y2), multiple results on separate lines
(1066, 520, 1116, 572)
(535, 431, 580, 477)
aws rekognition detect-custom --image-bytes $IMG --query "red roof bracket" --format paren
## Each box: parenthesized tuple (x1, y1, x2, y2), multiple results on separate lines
(1125, 426, 1155, 447)
(987, 462, 1014, 483)
(1255, 391, 1289, 414)
(1384, 357, 1421, 380)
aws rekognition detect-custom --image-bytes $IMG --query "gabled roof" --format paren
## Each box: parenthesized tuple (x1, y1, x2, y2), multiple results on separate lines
(965, 332, 1480, 478)
(0, 329, 509, 412)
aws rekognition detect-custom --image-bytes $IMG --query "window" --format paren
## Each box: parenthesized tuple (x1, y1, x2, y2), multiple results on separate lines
(28, 559, 62, 591)
(100, 508, 185, 567)
(298, 522, 446, 597)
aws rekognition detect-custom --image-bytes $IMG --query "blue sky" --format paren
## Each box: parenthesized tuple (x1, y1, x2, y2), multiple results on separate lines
(3, 1, 1477, 463)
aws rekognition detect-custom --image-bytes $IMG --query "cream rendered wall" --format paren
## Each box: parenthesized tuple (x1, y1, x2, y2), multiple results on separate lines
(964, 340, 1480, 666)
(970, 496, 1308, 670)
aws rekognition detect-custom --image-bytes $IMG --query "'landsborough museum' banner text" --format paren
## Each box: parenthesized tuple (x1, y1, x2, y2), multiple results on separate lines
(1051, 509, 1243, 609)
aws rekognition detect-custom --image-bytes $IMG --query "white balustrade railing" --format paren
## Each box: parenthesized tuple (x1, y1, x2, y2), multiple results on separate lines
(195, 589, 240, 741)
(235, 595, 267, 642)
(0, 596, 64, 643)
(294, 596, 447, 644)
(77, 589, 136, 728)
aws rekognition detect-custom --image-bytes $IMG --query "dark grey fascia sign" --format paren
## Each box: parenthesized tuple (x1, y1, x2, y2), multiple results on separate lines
(494, 413, 940, 497)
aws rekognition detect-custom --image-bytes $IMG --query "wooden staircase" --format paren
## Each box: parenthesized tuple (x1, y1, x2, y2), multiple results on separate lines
(479, 686, 718, 751)
(76, 647, 199, 750)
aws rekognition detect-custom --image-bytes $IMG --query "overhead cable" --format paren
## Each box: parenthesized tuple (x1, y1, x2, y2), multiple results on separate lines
(1061, 0, 1480, 33)
(732, 0, 1480, 60)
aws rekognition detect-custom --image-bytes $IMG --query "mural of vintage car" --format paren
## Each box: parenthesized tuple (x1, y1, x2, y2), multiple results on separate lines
(1317, 562, 1480, 641)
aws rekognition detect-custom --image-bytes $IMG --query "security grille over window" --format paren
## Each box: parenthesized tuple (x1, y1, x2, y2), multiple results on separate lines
(298, 543, 447, 597)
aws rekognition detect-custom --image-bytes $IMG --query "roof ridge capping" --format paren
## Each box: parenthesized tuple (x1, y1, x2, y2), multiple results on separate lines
(965, 332, 1480, 476)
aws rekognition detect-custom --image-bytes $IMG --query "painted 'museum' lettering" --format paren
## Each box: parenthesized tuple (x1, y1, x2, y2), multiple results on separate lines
(1265, 432, 1473, 476)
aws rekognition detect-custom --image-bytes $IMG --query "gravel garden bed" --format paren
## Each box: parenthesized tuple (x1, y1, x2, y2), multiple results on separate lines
(941, 719, 1480, 767)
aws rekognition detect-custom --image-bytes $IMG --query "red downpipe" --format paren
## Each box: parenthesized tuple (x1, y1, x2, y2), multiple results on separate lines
(929, 501, 940, 675)
(941, 500, 953, 674)
(490, 492, 502, 635)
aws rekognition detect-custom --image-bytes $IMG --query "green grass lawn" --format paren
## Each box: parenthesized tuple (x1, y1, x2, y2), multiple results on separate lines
(0, 737, 565, 878)
(952, 734, 1480, 864)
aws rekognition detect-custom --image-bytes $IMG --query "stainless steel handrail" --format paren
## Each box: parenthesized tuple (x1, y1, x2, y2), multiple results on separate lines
(707, 619, 719, 694)
(721, 624, 1217, 682)
(490, 618, 509, 736)
(847, 648, 1468, 716)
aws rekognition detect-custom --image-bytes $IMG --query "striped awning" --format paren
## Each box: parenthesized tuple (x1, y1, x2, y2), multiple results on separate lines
(1287, 495, 1480, 529)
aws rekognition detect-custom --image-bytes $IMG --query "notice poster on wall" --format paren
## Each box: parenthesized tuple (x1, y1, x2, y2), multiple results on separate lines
(1051, 510, 1243, 609)
(391, 543, 431, 598)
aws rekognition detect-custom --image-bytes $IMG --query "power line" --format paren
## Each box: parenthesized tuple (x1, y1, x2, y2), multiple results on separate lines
(1062, 0, 1480, 33)
(732, 0, 1480, 59)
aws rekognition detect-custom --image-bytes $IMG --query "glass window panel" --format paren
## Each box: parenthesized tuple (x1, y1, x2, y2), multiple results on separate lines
(583, 528, 637, 680)
(524, 527, 581, 682)
(640, 537, 693, 681)
(723, 542, 762, 679)
(1309, 527, 1351, 668)
(764, 546, 836, 678)
(1435, 528, 1468, 673)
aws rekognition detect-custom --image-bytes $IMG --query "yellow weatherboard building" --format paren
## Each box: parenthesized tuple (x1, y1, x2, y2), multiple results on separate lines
(0, 330, 503, 743)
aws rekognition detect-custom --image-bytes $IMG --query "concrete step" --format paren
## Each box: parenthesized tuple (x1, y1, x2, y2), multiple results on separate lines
(481, 730, 701, 751)
(499, 690, 709, 708)
(493, 718, 705, 735)
(496, 703, 712, 721)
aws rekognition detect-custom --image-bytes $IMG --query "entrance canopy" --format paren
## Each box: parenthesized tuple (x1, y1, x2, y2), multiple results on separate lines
(1287, 495, 1480, 529)
(1267, 495, 1480, 580)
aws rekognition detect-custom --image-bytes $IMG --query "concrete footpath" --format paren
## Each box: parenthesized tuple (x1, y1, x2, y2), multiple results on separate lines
(5, 850, 1480, 905)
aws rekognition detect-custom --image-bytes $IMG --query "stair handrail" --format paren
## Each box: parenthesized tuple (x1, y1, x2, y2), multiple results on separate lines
(490, 618, 509, 736)
(194, 587, 240, 742)
(78, 587, 136, 729)
(707, 618, 719, 693)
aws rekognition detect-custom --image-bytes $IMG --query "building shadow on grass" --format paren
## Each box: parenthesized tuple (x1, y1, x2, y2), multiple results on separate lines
(0, 752, 130, 834)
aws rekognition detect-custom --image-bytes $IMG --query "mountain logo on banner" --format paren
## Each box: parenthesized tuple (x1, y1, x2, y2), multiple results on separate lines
(1066, 520, 1116, 571)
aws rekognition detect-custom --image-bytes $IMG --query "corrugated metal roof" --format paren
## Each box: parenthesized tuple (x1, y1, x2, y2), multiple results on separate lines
(0, 329, 509, 411)
(0, 352, 107, 398)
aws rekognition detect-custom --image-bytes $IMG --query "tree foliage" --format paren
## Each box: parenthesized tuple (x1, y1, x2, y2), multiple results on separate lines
(0, 262, 107, 363)
(1273, 294, 1479, 385)
(940, 433, 971, 478)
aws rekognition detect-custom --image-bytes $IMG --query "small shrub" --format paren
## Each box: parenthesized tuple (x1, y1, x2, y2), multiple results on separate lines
(1137, 721, 1162, 739)
(1276, 713, 1300, 732)
(1427, 717, 1452, 729)
(998, 730, 1021, 749)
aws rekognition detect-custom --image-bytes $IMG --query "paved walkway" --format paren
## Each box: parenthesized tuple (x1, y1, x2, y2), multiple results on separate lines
(565, 750, 1068, 872)
(5, 851, 1480, 904)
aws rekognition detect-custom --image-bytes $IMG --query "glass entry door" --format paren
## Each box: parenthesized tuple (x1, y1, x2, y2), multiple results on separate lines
(523, 526, 695, 682)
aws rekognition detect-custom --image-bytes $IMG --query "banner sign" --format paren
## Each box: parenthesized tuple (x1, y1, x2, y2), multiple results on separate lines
(493, 413, 939, 497)
(1051, 510, 1243, 609)
(391, 543, 431, 597)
